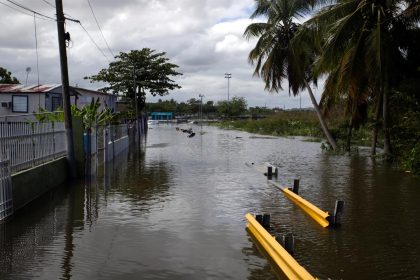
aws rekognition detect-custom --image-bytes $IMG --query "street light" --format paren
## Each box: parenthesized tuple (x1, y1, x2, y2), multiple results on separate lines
(199, 94, 204, 128)
(224, 73, 231, 118)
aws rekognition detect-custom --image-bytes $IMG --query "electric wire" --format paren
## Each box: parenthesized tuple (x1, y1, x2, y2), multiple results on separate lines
(5, 0, 56, 21)
(40, 0, 55, 9)
(78, 22, 112, 63)
(86, 0, 115, 58)
(3, 0, 111, 64)
(0, 1, 50, 20)
(33, 13, 41, 98)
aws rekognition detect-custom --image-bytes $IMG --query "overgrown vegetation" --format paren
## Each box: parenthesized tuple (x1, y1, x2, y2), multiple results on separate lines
(243, 0, 420, 174)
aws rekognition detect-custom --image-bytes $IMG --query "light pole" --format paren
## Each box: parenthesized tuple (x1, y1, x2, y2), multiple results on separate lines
(224, 73, 231, 118)
(199, 94, 204, 128)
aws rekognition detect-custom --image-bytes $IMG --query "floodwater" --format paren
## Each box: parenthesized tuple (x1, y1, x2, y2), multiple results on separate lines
(1, 124, 420, 279)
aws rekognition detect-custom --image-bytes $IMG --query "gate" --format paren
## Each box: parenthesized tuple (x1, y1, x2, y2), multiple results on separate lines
(0, 159, 13, 222)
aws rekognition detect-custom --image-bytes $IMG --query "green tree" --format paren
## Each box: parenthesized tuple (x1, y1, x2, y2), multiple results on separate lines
(308, 0, 420, 155)
(217, 97, 247, 117)
(0, 67, 20, 84)
(85, 48, 182, 111)
(244, 0, 338, 149)
(229, 96, 247, 116)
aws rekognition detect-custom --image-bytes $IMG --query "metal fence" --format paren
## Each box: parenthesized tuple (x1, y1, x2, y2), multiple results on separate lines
(0, 160, 13, 221)
(0, 121, 67, 174)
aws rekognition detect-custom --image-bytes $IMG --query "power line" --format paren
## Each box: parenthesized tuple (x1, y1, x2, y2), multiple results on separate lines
(40, 0, 55, 9)
(33, 13, 40, 92)
(86, 0, 115, 58)
(2, 0, 111, 64)
(0, 1, 51, 20)
(5, 0, 56, 21)
(78, 22, 111, 63)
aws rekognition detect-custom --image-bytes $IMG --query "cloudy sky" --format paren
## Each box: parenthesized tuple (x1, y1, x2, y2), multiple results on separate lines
(0, 0, 320, 108)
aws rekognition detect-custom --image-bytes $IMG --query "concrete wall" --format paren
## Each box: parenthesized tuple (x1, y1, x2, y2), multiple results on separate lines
(11, 157, 68, 211)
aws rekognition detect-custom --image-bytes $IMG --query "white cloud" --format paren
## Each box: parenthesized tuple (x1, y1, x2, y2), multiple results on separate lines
(0, 0, 321, 109)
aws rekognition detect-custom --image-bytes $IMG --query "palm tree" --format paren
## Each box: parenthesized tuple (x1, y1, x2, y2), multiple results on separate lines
(306, 0, 420, 156)
(244, 0, 338, 149)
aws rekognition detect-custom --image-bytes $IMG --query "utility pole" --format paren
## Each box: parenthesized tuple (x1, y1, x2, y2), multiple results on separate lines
(132, 66, 139, 141)
(56, 0, 77, 179)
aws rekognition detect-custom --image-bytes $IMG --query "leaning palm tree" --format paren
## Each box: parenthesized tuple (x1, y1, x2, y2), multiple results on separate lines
(307, 0, 419, 156)
(244, 0, 338, 149)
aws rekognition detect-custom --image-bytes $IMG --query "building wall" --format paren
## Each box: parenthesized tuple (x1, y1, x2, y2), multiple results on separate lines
(0, 93, 46, 118)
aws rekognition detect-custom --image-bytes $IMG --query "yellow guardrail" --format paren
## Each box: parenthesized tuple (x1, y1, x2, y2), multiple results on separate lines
(268, 181, 330, 228)
(246, 213, 318, 280)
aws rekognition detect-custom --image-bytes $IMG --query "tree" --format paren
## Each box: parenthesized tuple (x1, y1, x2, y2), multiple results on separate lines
(85, 48, 182, 111)
(244, 0, 338, 149)
(307, 0, 420, 156)
(217, 97, 247, 117)
(0, 67, 20, 84)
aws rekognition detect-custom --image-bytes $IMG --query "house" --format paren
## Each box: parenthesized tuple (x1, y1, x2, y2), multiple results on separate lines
(0, 84, 117, 117)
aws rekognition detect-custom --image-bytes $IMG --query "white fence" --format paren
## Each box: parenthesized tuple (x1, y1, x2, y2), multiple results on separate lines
(0, 159, 13, 221)
(0, 121, 67, 174)
(104, 124, 129, 162)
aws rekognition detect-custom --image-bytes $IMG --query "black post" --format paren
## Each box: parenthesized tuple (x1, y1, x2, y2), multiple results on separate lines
(256, 214, 263, 225)
(267, 166, 273, 179)
(292, 179, 300, 194)
(55, 0, 76, 179)
(262, 214, 270, 228)
(276, 233, 295, 256)
(333, 200, 344, 226)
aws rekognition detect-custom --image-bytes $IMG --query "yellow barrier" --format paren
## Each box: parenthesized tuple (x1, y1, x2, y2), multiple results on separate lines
(246, 213, 317, 280)
(268, 181, 330, 228)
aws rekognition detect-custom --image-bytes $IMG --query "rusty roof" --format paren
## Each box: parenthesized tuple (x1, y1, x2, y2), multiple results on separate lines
(0, 84, 114, 96)
(0, 84, 61, 93)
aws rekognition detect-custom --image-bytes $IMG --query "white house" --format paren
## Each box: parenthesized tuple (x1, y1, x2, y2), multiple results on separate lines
(0, 84, 117, 118)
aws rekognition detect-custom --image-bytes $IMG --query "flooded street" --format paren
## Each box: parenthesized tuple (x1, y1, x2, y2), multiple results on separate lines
(1, 124, 420, 279)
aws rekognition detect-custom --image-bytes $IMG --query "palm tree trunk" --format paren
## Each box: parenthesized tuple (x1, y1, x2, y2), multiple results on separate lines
(346, 119, 353, 152)
(383, 87, 391, 155)
(371, 92, 383, 156)
(304, 80, 337, 150)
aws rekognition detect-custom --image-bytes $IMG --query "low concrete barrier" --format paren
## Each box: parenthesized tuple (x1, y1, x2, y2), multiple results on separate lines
(11, 157, 68, 211)
(246, 213, 317, 280)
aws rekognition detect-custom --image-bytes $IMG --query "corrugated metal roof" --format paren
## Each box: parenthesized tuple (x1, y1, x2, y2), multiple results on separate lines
(72, 87, 114, 96)
(0, 84, 115, 96)
(0, 84, 61, 93)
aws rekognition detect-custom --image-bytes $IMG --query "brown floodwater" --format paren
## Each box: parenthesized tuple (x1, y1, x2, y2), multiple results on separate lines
(1, 124, 419, 279)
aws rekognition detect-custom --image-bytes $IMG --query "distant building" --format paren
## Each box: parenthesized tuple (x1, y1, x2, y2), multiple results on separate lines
(150, 112, 173, 120)
(0, 84, 117, 116)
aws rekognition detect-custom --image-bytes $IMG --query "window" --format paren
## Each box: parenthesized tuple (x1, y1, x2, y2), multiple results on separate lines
(12, 95, 28, 113)
(52, 96, 61, 111)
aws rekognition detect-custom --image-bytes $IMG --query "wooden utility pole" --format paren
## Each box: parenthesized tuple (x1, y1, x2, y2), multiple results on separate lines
(55, 0, 77, 179)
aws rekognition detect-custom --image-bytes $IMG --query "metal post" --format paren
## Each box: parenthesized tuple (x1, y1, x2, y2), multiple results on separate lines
(199, 94, 204, 130)
(224, 73, 231, 119)
(55, 0, 77, 179)
(293, 179, 300, 194)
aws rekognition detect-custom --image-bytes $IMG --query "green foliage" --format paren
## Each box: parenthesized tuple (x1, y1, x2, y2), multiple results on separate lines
(218, 111, 323, 137)
(34, 107, 64, 122)
(85, 48, 182, 110)
(217, 97, 247, 117)
(0, 66, 20, 84)
(71, 98, 117, 129)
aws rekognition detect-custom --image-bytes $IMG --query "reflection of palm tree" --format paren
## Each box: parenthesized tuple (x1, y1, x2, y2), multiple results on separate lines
(244, 0, 337, 149)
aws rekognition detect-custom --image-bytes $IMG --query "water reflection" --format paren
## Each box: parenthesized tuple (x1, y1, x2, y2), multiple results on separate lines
(0, 125, 419, 279)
